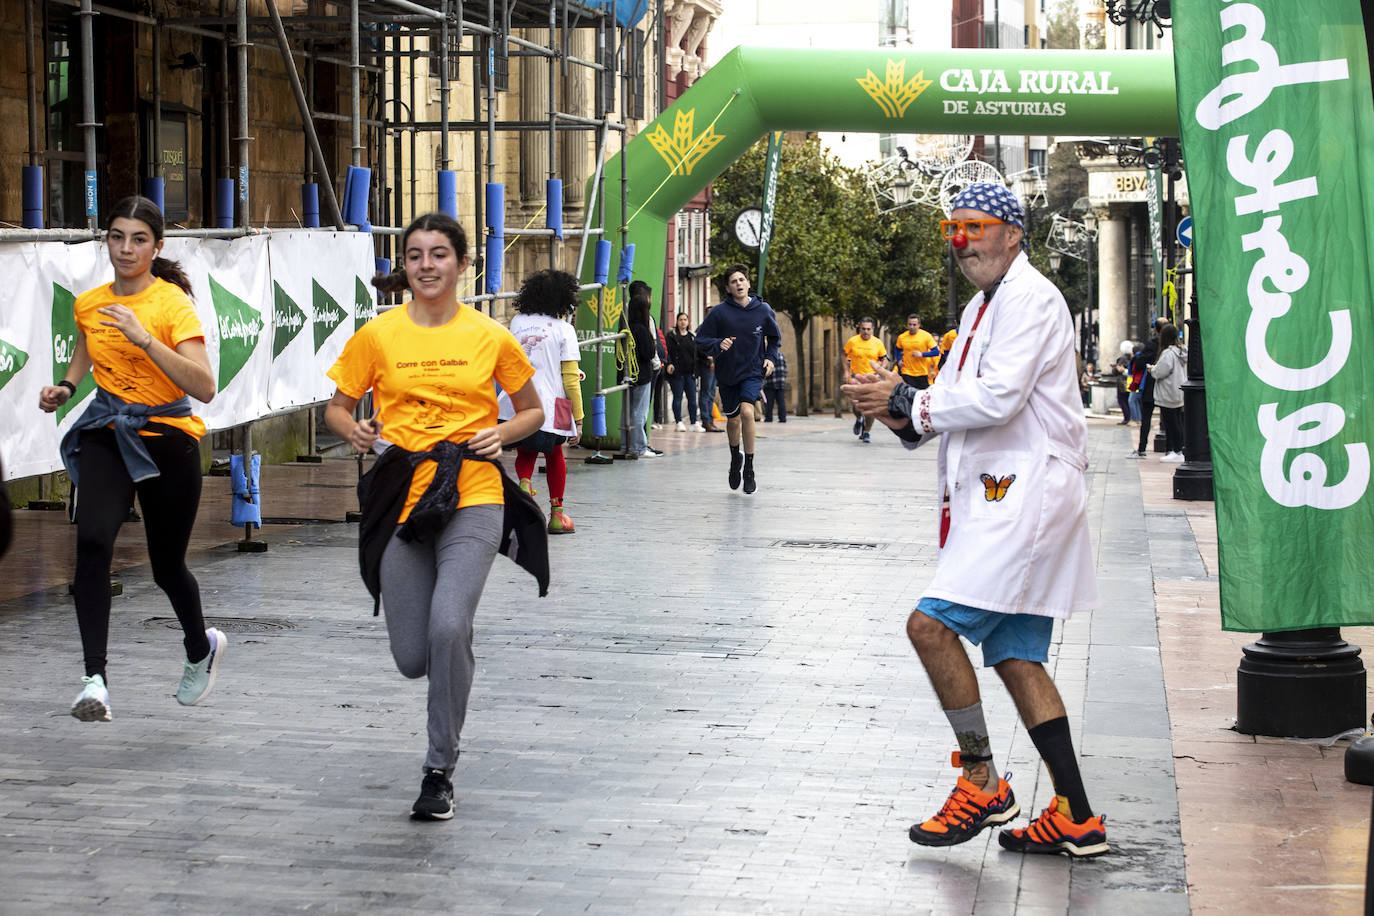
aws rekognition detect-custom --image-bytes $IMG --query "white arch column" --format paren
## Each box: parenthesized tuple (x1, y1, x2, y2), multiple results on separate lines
(1097, 202, 1131, 356)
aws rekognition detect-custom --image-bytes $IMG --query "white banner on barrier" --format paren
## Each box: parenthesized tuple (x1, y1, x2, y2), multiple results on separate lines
(0, 232, 375, 481)
(267, 231, 375, 409)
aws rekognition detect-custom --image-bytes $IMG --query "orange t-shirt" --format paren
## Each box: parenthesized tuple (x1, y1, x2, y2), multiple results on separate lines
(75, 278, 207, 439)
(328, 304, 535, 521)
(844, 334, 887, 377)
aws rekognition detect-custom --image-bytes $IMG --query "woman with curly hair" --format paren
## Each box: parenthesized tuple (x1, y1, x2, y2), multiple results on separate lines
(499, 269, 585, 533)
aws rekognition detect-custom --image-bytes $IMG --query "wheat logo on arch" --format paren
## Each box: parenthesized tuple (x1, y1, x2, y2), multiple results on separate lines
(858, 60, 933, 119)
(586, 285, 624, 328)
(646, 109, 724, 176)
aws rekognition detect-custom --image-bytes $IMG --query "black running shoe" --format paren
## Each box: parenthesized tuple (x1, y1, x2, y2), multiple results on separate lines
(728, 452, 743, 490)
(853, 417, 864, 436)
(411, 768, 455, 820)
(743, 466, 756, 494)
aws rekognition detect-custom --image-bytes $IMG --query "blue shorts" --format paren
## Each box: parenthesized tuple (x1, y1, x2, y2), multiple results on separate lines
(915, 597, 1054, 667)
(717, 377, 764, 417)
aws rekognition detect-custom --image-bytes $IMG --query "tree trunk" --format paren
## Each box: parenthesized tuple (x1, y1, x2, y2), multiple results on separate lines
(788, 313, 811, 417)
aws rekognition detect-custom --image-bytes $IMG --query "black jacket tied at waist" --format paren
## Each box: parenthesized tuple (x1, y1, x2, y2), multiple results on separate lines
(357, 441, 550, 614)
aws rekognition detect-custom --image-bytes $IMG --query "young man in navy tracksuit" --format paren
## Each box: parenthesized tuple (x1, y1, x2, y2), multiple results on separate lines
(694, 265, 782, 494)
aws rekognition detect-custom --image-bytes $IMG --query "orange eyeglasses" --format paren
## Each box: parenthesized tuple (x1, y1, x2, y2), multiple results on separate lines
(940, 217, 1004, 240)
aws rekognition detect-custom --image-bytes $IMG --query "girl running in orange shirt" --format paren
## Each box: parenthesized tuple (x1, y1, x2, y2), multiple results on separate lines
(325, 212, 543, 820)
(38, 195, 223, 722)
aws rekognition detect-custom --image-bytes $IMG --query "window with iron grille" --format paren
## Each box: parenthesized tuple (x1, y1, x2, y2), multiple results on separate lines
(425, 30, 462, 82)
(477, 34, 510, 92)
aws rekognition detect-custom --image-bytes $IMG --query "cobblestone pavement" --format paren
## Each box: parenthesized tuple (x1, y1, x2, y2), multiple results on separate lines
(0, 418, 1187, 914)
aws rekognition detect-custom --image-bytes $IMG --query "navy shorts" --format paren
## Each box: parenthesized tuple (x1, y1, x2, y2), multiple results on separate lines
(717, 377, 764, 418)
(510, 429, 567, 453)
(915, 597, 1055, 667)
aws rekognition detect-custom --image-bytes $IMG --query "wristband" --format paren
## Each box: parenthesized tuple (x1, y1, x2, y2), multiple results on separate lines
(57, 380, 77, 395)
(887, 383, 916, 421)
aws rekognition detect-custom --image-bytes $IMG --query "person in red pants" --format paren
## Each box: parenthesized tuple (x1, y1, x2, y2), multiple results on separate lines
(499, 269, 584, 533)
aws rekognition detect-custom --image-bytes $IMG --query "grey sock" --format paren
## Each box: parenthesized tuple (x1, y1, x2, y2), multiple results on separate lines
(945, 702, 999, 790)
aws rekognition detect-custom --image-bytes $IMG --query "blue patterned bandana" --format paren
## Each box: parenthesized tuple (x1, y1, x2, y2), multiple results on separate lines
(951, 183, 1027, 250)
(951, 183, 1025, 227)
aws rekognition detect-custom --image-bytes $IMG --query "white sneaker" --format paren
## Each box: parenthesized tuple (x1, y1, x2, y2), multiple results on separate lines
(650, 423, 663, 430)
(691, 422, 704, 432)
(675, 420, 686, 432)
(638, 449, 659, 459)
(71, 674, 112, 722)
(1161, 451, 1185, 463)
(176, 627, 228, 706)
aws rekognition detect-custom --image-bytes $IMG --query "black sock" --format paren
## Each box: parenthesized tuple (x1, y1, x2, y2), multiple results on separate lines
(730, 444, 741, 458)
(743, 453, 754, 468)
(1027, 717, 1093, 821)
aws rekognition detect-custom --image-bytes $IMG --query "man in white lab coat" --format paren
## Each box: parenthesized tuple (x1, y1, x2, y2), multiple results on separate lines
(843, 184, 1108, 858)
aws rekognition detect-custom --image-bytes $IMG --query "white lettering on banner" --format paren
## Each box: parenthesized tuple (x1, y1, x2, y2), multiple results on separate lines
(218, 314, 263, 342)
(316, 304, 344, 326)
(275, 309, 304, 331)
(53, 333, 76, 364)
(1194, 3, 1349, 131)
(1239, 214, 1350, 390)
(939, 68, 1118, 96)
(1226, 131, 1319, 216)
(1196, 0, 1363, 508)
(1257, 403, 1370, 510)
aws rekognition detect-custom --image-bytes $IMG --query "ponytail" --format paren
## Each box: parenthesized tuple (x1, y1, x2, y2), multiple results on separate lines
(372, 265, 410, 295)
(151, 256, 194, 296)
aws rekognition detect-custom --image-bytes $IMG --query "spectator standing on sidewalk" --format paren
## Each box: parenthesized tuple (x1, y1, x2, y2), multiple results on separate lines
(844, 183, 1108, 858)
(695, 265, 781, 493)
(1148, 322, 1187, 463)
(1109, 341, 1135, 425)
(665, 311, 701, 431)
(698, 354, 721, 432)
(1128, 318, 1167, 457)
(624, 294, 658, 458)
(498, 269, 584, 533)
(327, 212, 543, 820)
(763, 349, 788, 422)
(38, 195, 224, 724)
(843, 318, 888, 442)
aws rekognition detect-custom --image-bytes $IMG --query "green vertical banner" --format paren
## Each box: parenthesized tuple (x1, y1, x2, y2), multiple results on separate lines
(757, 130, 784, 296)
(1174, 2, 1374, 631)
(1144, 143, 1164, 318)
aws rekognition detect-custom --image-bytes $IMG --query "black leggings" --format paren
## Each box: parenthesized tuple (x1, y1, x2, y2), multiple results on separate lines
(74, 427, 209, 681)
(1160, 405, 1185, 454)
(1136, 397, 1156, 453)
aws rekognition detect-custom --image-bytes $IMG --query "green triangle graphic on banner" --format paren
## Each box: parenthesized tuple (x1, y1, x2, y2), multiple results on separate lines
(312, 280, 346, 353)
(355, 276, 377, 331)
(0, 337, 31, 394)
(51, 282, 96, 422)
(272, 281, 307, 359)
(209, 274, 263, 392)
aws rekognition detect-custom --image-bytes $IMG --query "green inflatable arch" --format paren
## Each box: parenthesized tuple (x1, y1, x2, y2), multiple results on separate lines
(578, 46, 1178, 436)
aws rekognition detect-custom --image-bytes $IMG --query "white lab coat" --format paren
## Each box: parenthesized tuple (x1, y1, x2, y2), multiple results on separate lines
(908, 252, 1098, 618)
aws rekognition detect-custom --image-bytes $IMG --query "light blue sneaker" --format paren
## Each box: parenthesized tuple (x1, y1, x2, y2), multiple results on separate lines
(176, 627, 227, 706)
(71, 674, 112, 722)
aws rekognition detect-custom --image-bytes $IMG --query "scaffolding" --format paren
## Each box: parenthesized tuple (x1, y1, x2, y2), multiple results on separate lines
(12, 0, 656, 300)
(7, 0, 662, 491)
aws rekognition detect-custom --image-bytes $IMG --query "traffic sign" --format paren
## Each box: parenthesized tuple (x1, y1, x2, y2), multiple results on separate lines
(1177, 215, 1193, 249)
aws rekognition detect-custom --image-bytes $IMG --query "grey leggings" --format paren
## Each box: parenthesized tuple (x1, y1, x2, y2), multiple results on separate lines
(380, 503, 502, 773)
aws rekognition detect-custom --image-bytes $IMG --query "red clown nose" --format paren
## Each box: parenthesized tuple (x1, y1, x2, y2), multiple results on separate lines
(951, 233, 968, 249)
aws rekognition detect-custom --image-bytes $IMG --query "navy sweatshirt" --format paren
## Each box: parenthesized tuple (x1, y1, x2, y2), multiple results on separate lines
(694, 296, 783, 385)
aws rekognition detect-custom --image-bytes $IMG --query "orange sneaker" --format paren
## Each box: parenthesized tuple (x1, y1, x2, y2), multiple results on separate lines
(998, 795, 1109, 858)
(909, 767, 1019, 847)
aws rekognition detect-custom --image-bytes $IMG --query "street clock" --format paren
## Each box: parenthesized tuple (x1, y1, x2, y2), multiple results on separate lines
(733, 207, 764, 249)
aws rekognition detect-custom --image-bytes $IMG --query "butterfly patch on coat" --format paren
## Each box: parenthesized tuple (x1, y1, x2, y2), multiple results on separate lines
(979, 473, 1016, 502)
